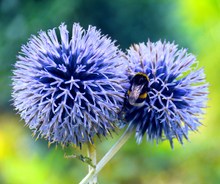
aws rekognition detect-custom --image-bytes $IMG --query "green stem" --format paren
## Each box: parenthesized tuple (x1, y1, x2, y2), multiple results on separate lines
(87, 142, 97, 184)
(80, 127, 133, 184)
(79, 170, 94, 184)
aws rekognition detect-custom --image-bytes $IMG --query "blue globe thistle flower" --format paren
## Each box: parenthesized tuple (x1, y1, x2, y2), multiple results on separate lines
(12, 23, 128, 147)
(121, 40, 208, 147)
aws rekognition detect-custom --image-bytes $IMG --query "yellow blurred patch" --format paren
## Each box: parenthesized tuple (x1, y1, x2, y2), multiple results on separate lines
(0, 113, 23, 160)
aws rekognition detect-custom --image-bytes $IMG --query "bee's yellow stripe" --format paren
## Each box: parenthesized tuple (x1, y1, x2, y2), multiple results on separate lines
(127, 90, 131, 95)
(139, 92, 147, 99)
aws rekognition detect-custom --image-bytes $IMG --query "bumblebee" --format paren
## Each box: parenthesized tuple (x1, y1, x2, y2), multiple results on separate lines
(119, 72, 149, 120)
(127, 72, 149, 107)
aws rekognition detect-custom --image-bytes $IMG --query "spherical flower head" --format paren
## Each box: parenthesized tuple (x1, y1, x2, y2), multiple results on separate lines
(122, 40, 208, 147)
(12, 23, 128, 147)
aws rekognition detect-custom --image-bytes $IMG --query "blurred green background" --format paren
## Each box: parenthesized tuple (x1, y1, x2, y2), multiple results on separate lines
(0, 0, 219, 183)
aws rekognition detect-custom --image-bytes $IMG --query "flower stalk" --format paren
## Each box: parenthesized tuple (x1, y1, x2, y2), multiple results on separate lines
(87, 142, 97, 184)
(80, 127, 133, 184)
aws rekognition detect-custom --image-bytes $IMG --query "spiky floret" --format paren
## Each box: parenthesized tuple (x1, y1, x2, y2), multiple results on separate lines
(122, 40, 208, 147)
(12, 23, 128, 147)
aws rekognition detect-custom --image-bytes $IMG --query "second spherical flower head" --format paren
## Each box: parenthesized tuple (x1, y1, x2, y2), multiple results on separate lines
(120, 41, 208, 147)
